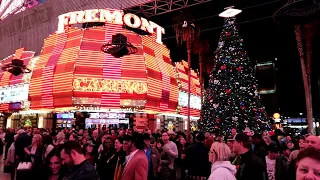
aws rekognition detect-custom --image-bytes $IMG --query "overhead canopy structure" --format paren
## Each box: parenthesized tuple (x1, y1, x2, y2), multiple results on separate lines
(125, 0, 212, 17)
(0, 0, 160, 59)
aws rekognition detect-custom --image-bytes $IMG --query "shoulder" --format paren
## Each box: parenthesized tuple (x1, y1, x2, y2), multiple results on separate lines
(209, 168, 236, 180)
(251, 154, 266, 168)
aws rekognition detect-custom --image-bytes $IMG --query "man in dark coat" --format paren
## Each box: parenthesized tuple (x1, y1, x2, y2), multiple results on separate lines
(15, 129, 32, 162)
(233, 133, 267, 180)
(185, 132, 211, 179)
(4, 128, 14, 160)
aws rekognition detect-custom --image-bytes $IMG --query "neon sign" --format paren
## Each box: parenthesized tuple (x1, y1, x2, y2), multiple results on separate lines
(57, 9, 165, 44)
(73, 78, 148, 94)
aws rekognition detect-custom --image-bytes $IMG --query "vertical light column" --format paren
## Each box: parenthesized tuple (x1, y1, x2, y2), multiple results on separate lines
(142, 36, 162, 112)
(41, 30, 68, 108)
(101, 15, 123, 108)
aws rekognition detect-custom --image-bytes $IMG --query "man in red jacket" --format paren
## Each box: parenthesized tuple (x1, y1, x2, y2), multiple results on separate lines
(121, 133, 148, 180)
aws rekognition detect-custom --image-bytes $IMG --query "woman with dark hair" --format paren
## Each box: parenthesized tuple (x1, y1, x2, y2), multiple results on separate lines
(156, 139, 164, 153)
(97, 137, 116, 180)
(42, 134, 54, 159)
(84, 143, 95, 166)
(44, 150, 66, 180)
(295, 147, 320, 180)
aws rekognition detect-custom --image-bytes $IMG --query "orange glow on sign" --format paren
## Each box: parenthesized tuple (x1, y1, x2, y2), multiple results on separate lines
(57, 9, 165, 44)
(73, 78, 148, 94)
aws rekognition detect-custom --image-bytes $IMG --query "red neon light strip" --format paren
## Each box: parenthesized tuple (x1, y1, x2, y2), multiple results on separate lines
(142, 36, 162, 112)
(30, 34, 58, 108)
(101, 20, 122, 108)
(53, 28, 83, 108)
(120, 30, 147, 101)
(73, 27, 105, 102)
(41, 31, 67, 108)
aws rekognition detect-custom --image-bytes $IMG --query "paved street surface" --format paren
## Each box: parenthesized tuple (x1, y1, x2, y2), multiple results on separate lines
(0, 155, 11, 180)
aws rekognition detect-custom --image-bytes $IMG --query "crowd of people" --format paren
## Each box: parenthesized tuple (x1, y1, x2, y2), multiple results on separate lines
(0, 126, 320, 180)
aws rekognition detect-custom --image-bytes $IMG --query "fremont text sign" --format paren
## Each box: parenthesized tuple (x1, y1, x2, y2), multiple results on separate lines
(57, 9, 165, 44)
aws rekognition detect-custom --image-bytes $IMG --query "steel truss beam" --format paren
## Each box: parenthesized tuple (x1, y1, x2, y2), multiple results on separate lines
(125, 0, 211, 17)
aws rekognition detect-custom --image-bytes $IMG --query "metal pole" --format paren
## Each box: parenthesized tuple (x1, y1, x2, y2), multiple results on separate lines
(187, 48, 191, 136)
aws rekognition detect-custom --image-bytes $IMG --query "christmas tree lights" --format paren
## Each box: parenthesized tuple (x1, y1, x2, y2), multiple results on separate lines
(199, 17, 270, 136)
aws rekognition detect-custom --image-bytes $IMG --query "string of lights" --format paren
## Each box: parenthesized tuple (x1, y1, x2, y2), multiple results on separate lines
(162, 15, 274, 40)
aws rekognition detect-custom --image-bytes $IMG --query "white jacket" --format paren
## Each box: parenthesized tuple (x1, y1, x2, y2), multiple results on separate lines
(208, 161, 237, 180)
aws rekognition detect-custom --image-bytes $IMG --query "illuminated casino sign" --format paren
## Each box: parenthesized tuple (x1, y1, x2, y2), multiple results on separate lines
(57, 8, 165, 44)
(73, 78, 148, 94)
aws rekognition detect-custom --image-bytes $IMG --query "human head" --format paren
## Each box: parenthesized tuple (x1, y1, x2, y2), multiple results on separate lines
(100, 134, 108, 144)
(92, 130, 99, 137)
(263, 136, 272, 145)
(306, 135, 320, 150)
(231, 128, 237, 136)
(286, 136, 292, 141)
(156, 139, 164, 149)
(267, 143, 280, 160)
(252, 134, 263, 145)
(69, 134, 78, 141)
(42, 134, 53, 146)
(14, 134, 19, 141)
(209, 142, 232, 163)
(286, 141, 294, 150)
(122, 135, 132, 152)
(143, 133, 151, 147)
(196, 132, 205, 142)
(17, 129, 25, 135)
(296, 147, 320, 180)
(78, 129, 83, 135)
(46, 150, 63, 175)
(115, 137, 123, 152)
(86, 144, 94, 154)
(180, 137, 186, 145)
(233, 133, 251, 154)
(32, 134, 42, 146)
(57, 132, 65, 141)
(161, 131, 169, 143)
(298, 137, 306, 150)
(103, 137, 113, 149)
(111, 129, 115, 135)
(60, 141, 83, 167)
(119, 130, 124, 136)
(131, 132, 145, 151)
(80, 137, 87, 145)
(283, 146, 292, 158)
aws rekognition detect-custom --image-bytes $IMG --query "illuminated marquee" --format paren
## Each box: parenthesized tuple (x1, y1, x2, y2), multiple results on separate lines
(57, 9, 165, 44)
(73, 78, 148, 94)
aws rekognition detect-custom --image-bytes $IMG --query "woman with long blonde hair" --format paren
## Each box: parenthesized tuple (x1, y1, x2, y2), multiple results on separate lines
(208, 142, 236, 180)
(24, 134, 45, 179)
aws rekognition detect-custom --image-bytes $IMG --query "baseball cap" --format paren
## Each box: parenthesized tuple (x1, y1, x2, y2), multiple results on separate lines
(234, 133, 250, 143)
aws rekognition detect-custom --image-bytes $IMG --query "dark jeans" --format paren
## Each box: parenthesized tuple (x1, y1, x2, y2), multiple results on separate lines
(5, 143, 12, 159)
(0, 140, 3, 155)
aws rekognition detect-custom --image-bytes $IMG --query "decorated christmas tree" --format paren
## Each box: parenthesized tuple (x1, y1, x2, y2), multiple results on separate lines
(24, 119, 32, 127)
(199, 17, 270, 136)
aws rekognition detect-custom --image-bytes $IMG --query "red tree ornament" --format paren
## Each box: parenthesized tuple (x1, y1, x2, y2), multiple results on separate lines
(221, 65, 227, 70)
(236, 66, 242, 71)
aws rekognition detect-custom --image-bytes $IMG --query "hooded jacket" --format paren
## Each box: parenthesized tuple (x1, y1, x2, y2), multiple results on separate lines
(208, 161, 237, 180)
